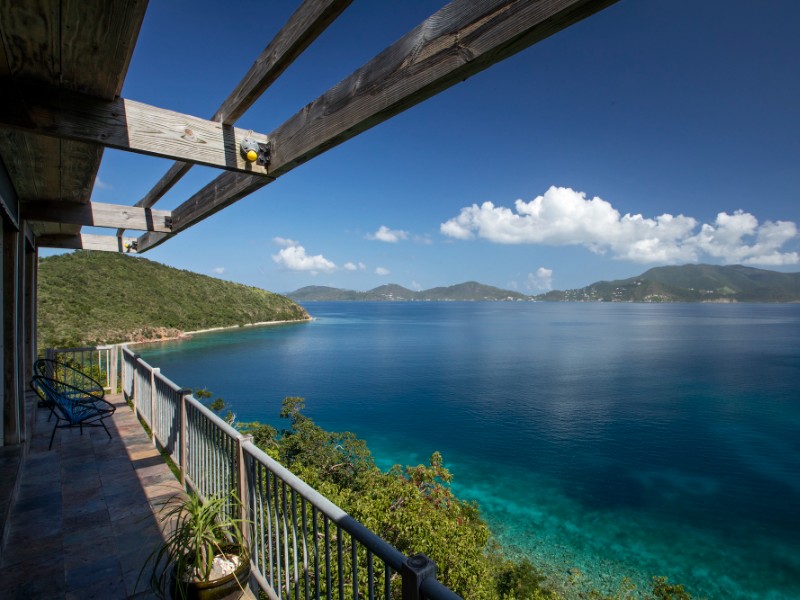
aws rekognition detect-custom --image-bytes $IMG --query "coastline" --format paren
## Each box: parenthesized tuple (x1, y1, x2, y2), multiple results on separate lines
(125, 316, 313, 347)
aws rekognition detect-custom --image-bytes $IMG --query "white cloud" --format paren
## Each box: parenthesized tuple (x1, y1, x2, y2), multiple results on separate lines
(94, 176, 112, 191)
(526, 267, 553, 292)
(211, 267, 225, 275)
(441, 186, 799, 266)
(375, 267, 390, 276)
(272, 238, 336, 273)
(367, 226, 409, 243)
(410, 280, 423, 291)
(273, 237, 299, 248)
(343, 261, 366, 271)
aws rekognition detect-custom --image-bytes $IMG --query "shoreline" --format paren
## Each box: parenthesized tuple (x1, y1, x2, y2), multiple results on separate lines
(125, 316, 313, 347)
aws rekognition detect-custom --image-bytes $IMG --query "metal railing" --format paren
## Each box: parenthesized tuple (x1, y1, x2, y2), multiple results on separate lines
(117, 345, 461, 600)
(46, 345, 118, 391)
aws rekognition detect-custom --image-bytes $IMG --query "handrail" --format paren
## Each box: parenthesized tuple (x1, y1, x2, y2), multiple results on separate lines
(50, 344, 462, 600)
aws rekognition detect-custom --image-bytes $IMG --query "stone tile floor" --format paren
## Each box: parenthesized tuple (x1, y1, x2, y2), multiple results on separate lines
(1, 394, 186, 599)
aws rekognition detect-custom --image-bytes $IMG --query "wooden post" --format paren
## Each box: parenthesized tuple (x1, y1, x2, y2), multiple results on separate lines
(109, 345, 118, 393)
(2, 225, 20, 445)
(179, 390, 189, 488)
(150, 367, 159, 447)
(237, 434, 253, 549)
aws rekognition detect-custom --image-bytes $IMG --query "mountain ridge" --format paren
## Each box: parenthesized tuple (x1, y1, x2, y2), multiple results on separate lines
(289, 265, 800, 303)
(288, 281, 530, 302)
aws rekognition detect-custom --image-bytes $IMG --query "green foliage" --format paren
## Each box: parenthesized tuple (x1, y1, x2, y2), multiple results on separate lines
(238, 421, 278, 450)
(288, 281, 532, 302)
(536, 264, 800, 303)
(37, 251, 310, 348)
(492, 557, 556, 599)
(243, 397, 558, 599)
(237, 399, 698, 599)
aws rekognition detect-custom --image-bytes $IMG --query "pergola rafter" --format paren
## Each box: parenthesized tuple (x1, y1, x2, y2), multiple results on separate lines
(0, 0, 619, 254)
(136, 0, 618, 252)
(118, 0, 354, 242)
(0, 83, 273, 176)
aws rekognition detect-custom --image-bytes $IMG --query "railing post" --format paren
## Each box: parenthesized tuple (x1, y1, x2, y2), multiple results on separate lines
(237, 434, 253, 548)
(179, 389, 189, 488)
(150, 367, 159, 447)
(44, 348, 54, 378)
(401, 554, 437, 600)
(109, 345, 118, 393)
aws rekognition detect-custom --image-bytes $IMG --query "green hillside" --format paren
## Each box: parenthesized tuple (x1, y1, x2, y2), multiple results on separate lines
(288, 281, 532, 302)
(538, 264, 800, 302)
(38, 251, 310, 348)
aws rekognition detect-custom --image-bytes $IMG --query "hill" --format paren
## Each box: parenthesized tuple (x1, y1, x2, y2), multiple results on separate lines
(38, 251, 310, 348)
(288, 281, 532, 302)
(537, 264, 800, 303)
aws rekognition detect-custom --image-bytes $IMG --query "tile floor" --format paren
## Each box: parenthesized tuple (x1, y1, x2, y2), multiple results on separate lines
(1, 394, 186, 599)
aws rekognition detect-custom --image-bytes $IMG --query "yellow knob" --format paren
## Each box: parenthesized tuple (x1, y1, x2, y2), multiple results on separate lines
(245, 150, 258, 162)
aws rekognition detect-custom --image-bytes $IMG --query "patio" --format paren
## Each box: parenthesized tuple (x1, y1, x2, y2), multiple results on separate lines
(1, 394, 186, 599)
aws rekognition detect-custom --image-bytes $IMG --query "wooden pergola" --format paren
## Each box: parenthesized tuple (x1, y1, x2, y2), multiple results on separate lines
(0, 0, 617, 445)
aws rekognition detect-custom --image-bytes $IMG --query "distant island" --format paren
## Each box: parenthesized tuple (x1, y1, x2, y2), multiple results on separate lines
(289, 264, 800, 303)
(38, 252, 310, 348)
(288, 281, 531, 302)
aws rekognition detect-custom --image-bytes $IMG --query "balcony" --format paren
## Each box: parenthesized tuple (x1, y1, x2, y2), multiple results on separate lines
(0, 346, 460, 599)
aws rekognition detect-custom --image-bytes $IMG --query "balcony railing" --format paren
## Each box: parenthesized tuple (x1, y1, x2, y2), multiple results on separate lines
(87, 344, 460, 600)
(45, 345, 118, 391)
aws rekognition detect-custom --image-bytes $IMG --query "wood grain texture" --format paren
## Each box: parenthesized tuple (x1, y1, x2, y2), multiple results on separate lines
(137, 0, 618, 252)
(61, 0, 148, 98)
(22, 201, 172, 232)
(37, 233, 138, 253)
(127, 0, 350, 235)
(0, 0, 147, 225)
(134, 162, 194, 209)
(0, 85, 272, 175)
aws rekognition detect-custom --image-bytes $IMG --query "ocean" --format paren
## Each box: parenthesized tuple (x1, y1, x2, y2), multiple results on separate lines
(138, 302, 800, 599)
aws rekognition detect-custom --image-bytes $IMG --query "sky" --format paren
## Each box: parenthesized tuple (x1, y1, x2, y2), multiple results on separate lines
(77, 0, 800, 294)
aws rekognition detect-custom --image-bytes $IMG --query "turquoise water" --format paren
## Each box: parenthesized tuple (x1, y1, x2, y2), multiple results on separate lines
(139, 302, 800, 598)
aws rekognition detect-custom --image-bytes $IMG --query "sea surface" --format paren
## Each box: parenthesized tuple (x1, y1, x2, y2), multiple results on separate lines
(139, 302, 800, 599)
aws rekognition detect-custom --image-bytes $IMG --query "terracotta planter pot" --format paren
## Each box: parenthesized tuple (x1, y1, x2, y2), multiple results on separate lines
(171, 545, 251, 600)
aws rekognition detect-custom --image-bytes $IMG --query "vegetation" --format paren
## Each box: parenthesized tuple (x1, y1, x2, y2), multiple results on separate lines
(140, 493, 249, 599)
(289, 281, 532, 302)
(537, 264, 800, 303)
(38, 251, 309, 348)
(290, 265, 800, 303)
(239, 398, 693, 600)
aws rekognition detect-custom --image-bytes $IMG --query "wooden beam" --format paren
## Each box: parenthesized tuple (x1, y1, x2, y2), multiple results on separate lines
(0, 83, 272, 175)
(22, 201, 172, 232)
(134, 162, 193, 210)
(125, 0, 352, 238)
(215, 0, 354, 125)
(137, 0, 618, 252)
(37, 233, 139, 253)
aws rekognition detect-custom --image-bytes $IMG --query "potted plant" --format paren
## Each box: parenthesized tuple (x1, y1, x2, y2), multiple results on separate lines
(141, 492, 251, 600)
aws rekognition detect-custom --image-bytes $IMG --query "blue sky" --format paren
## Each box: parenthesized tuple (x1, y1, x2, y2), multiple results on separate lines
(83, 0, 800, 293)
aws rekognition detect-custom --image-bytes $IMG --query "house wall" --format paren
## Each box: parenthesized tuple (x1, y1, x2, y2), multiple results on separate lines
(0, 157, 27, 448)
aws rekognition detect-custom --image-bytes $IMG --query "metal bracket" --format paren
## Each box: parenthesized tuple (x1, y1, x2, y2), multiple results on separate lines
(256, 141, 270, 166)
(164, 216, 174, 230)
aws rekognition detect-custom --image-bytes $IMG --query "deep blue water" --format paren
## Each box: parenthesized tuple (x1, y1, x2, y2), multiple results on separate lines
(139, 302, 800, 599)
